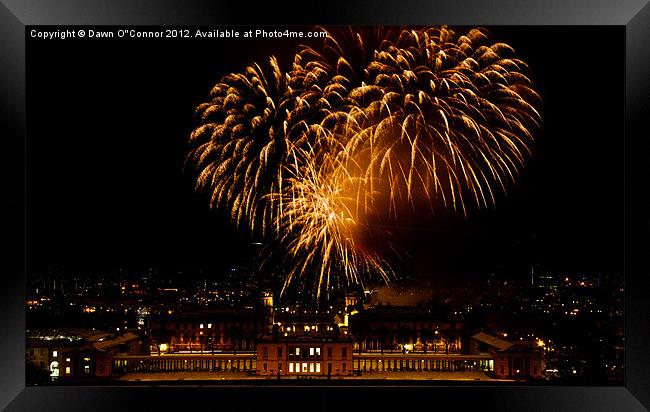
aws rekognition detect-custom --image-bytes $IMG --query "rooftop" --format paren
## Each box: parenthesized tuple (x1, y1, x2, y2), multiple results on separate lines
(92, 332, 141, 352)
(470, 332, 514, 351)
(259, 330, 353, 344)
(27, 329, 143, 352)
(26, 328, 112, 345)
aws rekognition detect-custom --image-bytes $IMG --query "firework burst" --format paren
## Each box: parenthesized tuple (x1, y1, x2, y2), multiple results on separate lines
(187, 26, 542, 300)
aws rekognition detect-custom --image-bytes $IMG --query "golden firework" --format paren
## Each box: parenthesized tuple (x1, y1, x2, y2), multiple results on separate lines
(187, 26, 542, 300)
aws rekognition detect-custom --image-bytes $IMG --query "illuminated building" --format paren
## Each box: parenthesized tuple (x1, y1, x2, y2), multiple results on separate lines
(113, 353, 256, 375)
(26, 288, 553, 382)
(147, 292, 274, 353)
(256, 326, 354, 377)
(352, 353, 494, 373)
(147, 310, 262, 353)
(469, 332, 545, 380)
(348, 307, 463, 353)
(344, 292, 362, 310)
(259, 290, 274, 329)
(26, 328, 146, 384)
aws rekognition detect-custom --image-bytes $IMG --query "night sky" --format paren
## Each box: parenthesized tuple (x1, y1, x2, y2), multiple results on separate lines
(26, 26, 624, 284)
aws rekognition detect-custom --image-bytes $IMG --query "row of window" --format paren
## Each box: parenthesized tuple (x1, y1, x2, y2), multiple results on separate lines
(49, 359, 92, 377)
(259, 346, 349, 358)
(288, 347, 347, 358)
(289, 362, 321, 373)
(280, 325, 335, 332)
(291, 347, 321, 357)
(258, 346, 350, 361)
(287, 362, 348, 373)
(173, 334, 242, 341)
(167, 322, 256, 330)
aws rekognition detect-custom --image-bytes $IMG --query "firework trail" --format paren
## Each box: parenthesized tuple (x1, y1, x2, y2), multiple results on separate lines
(187, 26, 542, 300)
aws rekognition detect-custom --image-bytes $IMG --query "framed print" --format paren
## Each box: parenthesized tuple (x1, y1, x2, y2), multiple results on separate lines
(1, 0, 649, 410)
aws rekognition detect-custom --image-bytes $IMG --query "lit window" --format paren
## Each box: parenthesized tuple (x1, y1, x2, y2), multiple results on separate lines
(65, 358, 71, 362)
(295, 348, 300, 356)
(316, 363, 321, 373)
(302, 362, 308, 372)
(309, 363, 315, 373)
(83, 357, 90, 362)
(200, 324, 204, 329)
(309, 348, 314, 356)
(315, 348, 321, 356)
(52, 351, 58, 358)
(207, 323, 212, 329)
(65, 367, 71, 374)
(289, 363, 294, 373)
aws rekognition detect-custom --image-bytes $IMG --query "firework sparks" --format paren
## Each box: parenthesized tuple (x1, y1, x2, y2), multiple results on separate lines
(187, 26, 542, 300)
(270, 146, 393, 299)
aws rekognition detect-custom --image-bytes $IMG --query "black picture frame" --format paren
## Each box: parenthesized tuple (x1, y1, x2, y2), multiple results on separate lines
(2, 1, 649, 410)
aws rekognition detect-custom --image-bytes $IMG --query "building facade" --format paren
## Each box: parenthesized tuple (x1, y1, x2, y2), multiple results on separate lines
(147, 309, 264, 353)
(256, 328, 354, 377)
(494, 342, 545, 379)
(113, 353, 256, 375)
(469, 332, 545, 380)
(348, 307, 464, 354)
(147, 293, 275, 354)
(26, 329, 146, 384)
(353, 353, 494, 373)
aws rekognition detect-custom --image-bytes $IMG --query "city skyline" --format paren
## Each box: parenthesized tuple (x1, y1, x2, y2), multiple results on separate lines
(26, 263, 624, 384)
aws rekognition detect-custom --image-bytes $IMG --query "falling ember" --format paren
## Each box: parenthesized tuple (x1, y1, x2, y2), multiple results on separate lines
(186, 26, 542, 300)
